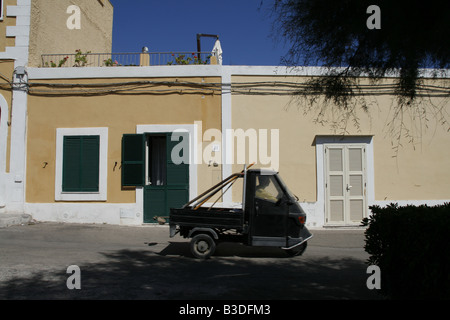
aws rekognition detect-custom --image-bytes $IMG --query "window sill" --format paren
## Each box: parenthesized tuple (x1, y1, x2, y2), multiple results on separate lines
(55, 192, 106, 202)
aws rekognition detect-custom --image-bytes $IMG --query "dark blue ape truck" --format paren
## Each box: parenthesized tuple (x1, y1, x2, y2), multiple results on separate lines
(169, 167, 313, 259)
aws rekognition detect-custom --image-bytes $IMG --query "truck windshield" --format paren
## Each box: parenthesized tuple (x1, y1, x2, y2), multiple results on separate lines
(255, 175, 284, 203)
(275, 174, 299, 201)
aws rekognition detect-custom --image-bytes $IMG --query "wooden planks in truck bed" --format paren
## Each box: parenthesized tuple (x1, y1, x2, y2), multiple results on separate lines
(170, 207, 244, 229)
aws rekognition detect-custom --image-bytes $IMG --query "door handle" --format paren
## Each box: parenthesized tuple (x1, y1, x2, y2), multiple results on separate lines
(346, 184, 352, 191)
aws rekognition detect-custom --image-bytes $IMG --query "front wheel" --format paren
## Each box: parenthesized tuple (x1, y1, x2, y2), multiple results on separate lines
(190, 234, 216, 259)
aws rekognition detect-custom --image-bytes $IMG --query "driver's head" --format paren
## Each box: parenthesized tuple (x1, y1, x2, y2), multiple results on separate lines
(257, 176, 270, 188)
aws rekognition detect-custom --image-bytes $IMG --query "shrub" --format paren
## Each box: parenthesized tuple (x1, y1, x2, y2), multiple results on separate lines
(363, 203, 450, 299)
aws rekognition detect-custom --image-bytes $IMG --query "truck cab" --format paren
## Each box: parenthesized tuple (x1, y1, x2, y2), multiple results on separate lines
(169, 168, 312, 259)
(245, 169, 311, 249)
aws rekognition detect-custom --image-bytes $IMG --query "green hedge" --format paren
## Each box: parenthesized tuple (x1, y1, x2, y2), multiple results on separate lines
(363, 203, 450, 299)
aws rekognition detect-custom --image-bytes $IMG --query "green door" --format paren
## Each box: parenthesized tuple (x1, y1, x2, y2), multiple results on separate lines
(143, 133, 189, 223)
(121, 132, 190, 224)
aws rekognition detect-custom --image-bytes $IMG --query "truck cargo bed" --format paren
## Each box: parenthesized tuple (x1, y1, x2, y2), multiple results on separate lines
(170, 207, 244, 230)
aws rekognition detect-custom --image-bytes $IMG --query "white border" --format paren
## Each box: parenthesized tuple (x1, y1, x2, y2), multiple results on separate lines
(55, 127, 108, 201)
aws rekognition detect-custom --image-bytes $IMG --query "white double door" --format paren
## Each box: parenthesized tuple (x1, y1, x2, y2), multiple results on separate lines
(325, 144, 367, 225)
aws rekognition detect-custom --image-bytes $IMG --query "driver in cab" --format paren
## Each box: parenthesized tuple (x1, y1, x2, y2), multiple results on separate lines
(255, 175, 281, 203)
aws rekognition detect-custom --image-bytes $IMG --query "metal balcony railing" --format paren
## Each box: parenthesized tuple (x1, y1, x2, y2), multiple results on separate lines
(41, 51, 216, 68)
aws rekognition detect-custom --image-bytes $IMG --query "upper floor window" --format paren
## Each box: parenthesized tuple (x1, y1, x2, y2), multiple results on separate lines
(255, 175, 283, 203)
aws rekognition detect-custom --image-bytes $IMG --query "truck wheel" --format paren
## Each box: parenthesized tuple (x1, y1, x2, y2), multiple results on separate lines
(190, 234, 216, 259)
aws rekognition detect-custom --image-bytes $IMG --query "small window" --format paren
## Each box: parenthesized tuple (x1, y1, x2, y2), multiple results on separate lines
(148, 135, 167, 186)
(55, 128, 108, 201)
(255, 175, 283, 202)
(62, 136, 100, 192)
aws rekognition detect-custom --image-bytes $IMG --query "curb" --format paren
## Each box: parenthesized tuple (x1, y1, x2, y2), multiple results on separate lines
(0, 213, 32, 228)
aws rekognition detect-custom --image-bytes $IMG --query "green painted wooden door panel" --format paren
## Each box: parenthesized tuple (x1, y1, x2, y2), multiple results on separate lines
(144, 132, 189, 223)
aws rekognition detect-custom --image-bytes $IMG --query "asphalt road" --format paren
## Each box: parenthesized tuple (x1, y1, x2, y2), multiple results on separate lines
(0, 222, 381, 300)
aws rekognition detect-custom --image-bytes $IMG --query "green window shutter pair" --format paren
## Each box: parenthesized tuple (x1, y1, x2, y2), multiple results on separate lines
(62, 136, 100, 192)
(121, 133, 190, 188)
(62, 133, 190, 191)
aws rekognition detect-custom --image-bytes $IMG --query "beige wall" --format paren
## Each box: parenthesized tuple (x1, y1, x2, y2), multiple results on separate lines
(26, 76, 222, 203)
(231, 75, 450, 202)
(25, 72, 450, 205)
(0, 0, 17, 52)
(29, 0, 113, 67)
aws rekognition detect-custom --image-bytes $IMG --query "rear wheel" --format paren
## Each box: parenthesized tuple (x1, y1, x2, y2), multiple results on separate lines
(190, 234, 216, 259)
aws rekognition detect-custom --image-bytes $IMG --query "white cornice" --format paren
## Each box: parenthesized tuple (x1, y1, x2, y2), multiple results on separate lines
(27, 65, 450, 80)
(27, 65, 224, 80)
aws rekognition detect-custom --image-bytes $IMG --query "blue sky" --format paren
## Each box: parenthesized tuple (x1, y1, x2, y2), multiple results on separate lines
(109, 0, 287, 66)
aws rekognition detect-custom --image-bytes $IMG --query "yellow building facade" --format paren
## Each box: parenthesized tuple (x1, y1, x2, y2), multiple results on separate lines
(20, 65, 450, 227)
(25, 67, 224, 224)
(1, 1, 449, 227)
(0, 0, 113, 216)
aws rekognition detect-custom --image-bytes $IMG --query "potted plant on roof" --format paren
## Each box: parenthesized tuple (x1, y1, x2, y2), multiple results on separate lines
(73, 49, 91, 67)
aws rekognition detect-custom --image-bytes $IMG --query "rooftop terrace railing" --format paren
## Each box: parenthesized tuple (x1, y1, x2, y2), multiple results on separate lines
(41, 51, 216, 68)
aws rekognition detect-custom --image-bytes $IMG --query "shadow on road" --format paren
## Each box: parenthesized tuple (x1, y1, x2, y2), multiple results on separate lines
(0, 241, 381, 300)
(159, 241, 291, 258)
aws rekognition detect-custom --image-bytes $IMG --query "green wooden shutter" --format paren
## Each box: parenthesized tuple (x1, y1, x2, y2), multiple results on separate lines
(62, 136, 99, 192)
(80, 136, 100, 191)
(166, 132, 189, 210)
(63, 136, 81, 192)
(167, 132, 189, 184)
(122, 134, 145, 187)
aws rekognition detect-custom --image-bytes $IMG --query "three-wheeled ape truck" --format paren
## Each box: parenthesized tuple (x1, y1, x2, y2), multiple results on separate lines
(169, 167, 313, 259)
